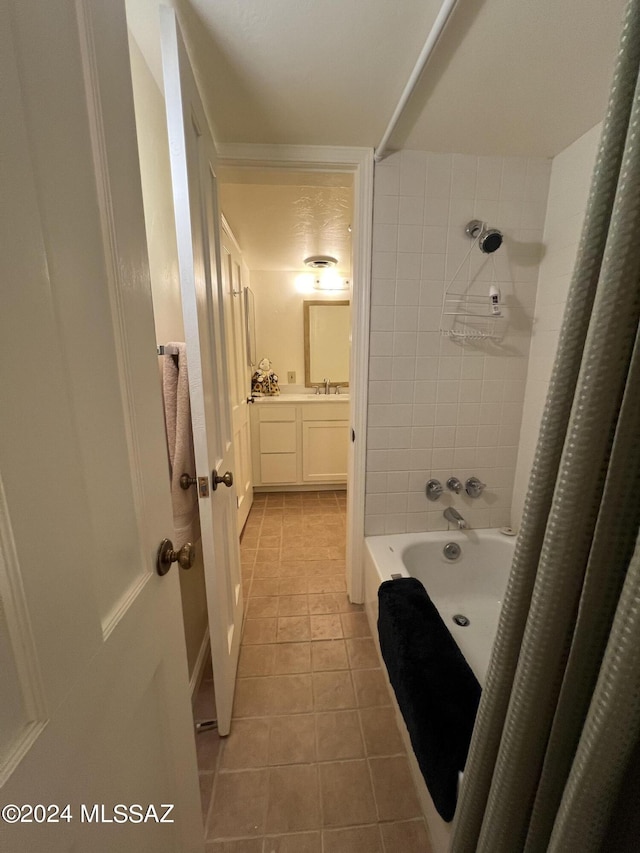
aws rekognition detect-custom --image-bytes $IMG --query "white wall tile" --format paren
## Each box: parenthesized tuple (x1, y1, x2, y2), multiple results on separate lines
(373, 194, 399, 225)
(399, 196, 425, 225)
(398, 224, 424, 253)
(367, 147, 552, 535)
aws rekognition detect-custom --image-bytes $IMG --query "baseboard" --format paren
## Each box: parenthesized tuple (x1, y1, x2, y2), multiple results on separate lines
(189, 627, 211, 702)
(253, 484, 347, 492)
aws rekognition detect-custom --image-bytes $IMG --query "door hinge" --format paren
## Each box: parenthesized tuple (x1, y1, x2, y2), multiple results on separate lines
(351, 428, 356, 442)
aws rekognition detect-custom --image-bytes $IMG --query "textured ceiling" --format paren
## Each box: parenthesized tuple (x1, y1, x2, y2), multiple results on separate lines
(218, 170, 353, 272)
(126, 0, 626, 158)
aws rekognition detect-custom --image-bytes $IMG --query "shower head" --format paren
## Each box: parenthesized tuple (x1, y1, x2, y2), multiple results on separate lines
(465, 220, 503, 254)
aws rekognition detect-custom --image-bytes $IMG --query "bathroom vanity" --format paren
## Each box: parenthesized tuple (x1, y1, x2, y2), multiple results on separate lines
(250, 395, 349, 489)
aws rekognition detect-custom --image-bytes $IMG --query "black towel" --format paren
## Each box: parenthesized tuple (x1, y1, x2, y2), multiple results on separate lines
(377, 577, 481, 822)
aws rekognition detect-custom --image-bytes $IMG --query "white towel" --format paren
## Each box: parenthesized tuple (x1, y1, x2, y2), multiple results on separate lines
(162, 342, 200, 548)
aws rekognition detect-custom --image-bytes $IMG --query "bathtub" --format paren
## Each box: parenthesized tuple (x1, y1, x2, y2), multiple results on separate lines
(363, 528, 516, 853)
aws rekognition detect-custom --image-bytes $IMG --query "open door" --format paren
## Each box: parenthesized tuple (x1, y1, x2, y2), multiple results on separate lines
(160, 8, 243, 736)
(0, 1, 203, 851)
(221, 221, 254, 533)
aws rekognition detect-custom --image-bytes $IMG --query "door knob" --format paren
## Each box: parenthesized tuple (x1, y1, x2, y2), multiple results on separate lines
(156, 538, 195, 575)
(179, 473, 197, 490)
(212, 469, 233, 490)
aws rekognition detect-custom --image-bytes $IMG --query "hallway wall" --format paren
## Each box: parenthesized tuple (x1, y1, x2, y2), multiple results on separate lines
(365, 150, 551, 534)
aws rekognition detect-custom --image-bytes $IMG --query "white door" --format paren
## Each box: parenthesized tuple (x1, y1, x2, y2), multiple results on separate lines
(0, 2, 203, 852)
(221, 223, 254, 532)
(161, 8, 243, 736)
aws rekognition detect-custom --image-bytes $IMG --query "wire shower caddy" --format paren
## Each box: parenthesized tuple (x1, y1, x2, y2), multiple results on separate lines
(439, 221, 508, 343)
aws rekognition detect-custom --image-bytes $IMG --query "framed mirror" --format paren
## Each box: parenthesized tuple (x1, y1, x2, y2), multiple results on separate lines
(303, 300, 350, 387)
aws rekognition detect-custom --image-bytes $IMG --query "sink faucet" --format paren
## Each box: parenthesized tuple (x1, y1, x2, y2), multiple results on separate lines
(323, 377, 331, 395)
(444, 506, 468, 529)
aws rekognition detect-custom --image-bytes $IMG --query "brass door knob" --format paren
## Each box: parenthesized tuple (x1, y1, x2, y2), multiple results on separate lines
(156, 539, 195, 575)
(212, 469, 233, 490)
(179, 473, 197, 490)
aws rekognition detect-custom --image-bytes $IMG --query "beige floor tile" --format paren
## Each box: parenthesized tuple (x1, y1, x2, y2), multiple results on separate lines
(277, 615, 311, 642)
(251, 579, 280, 597)
(322, 825, 383, 853)
(256, 547, 281, 561)
(207, 769, 269, 839)
(235, 675, 313, 717)
(340, 612, 371, 638)
(379, 819, 432, 852)
(194, 678, 216, 721)
(369, 756, 422, 821)
(352, 669, 390, 708)
(266, 765, 321, 833)
(346, 638, 380, 669)
(207, 839, 263, 853)
(310, 613, 343, 640)
(254, 562, 281, 578)
(306, 560, 345, 577)
(313, 671, 356, 711)
(308, 593, 341, 615)
(278, 595, 309, 616)
(199, 772, 214, 821)
(268, 714, 316, 764)
(234, 678, 272, 717)
(310, 640, 349, 671)
(247, 597, 280, 618)
(268, 674, 314, 715)
(220, 719, 269, 769)
(315, 710, 364, 761)
(238, 645, 277, 677)
(278, 577, 308, 595)
(243, 619, 278, 645)
(359, 707, 405, 757)
(308, 576, 347, 594)
(278, 561, 308, 578)
(196, 729, 223, 773)
(258, 534, 282, 548)
(319, 760, 377, 827)
(262, 832, 321, 853)
(272, 642, 311, 674)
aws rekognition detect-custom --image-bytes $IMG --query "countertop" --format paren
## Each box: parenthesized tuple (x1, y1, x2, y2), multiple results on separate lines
(252, 393, 350, 403)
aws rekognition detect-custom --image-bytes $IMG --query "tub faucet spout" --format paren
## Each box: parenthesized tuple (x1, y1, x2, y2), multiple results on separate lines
(444, 506, 468, 529)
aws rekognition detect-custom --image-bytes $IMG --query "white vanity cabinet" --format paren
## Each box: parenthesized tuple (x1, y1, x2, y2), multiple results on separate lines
(251, 397, 349, 489)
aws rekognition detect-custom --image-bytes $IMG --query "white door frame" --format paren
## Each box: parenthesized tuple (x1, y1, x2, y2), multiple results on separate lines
(216, 144, 373, 603)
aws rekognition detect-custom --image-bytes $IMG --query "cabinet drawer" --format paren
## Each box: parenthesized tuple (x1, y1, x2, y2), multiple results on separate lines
(260, 453, 297, 484)
(301, 403, 349, 421)
(258, 405, 296, 422)
(259, 421, 297, 453)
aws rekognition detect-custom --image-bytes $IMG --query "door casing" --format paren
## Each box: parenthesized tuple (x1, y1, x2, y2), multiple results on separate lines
(216, 143, 373, 604)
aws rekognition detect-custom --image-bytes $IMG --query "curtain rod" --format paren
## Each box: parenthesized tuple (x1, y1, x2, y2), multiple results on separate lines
(374, 0, 459, 163)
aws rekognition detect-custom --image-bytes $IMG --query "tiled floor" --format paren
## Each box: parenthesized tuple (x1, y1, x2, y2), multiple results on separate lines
(196, 491, 432, 853)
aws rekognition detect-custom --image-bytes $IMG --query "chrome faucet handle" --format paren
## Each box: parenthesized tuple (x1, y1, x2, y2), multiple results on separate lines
(426, 479, 444, 501)
(335, 385, 347, 395)
(465, 476, 486, 498)
(446, 476, 463, 494)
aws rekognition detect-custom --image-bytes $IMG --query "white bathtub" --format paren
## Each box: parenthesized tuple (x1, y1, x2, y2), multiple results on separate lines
(363, 528, 515, 853)
(365, 528, 515, 686)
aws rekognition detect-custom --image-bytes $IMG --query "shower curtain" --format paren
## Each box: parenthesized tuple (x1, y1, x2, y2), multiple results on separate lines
(451, 1, 640, 851)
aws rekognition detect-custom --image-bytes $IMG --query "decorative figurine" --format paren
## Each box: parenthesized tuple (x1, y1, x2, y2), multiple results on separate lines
(251, 357, 280, 396)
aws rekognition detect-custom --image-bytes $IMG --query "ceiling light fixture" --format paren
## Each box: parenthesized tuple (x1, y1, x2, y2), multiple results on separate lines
(304, 255, 338, 269)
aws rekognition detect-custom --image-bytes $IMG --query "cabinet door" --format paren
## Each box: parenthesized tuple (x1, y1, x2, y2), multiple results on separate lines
(302, 421, 349, 483)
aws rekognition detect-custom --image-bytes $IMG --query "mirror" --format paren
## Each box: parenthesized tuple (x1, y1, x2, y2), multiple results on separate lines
(303, 300, 350, 387)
